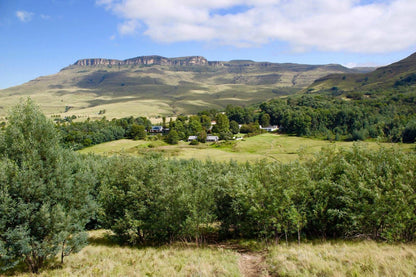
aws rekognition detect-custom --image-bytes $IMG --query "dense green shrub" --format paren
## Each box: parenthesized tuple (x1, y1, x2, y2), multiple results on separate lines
(0, 100, 96, 273)
(94, 146, 416, 244)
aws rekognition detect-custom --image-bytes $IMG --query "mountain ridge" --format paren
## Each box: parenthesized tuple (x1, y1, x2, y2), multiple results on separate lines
(308, 52, 416, 93)
(0, 55, 376, 119)
(70, 55, 362, 72)
(72, 56, 221, 67)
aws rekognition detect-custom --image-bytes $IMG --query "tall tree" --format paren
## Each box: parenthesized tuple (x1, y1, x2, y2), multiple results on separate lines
(214, 114, 230, 133)
(166, 129, 179, 144)
(229, 120, 240, 134)
(129, 124, 146, 140)
(0, 99, 95, 273)
(260, 113, 271, 127)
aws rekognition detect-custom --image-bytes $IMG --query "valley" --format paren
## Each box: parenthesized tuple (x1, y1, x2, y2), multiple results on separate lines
(78, 133, 414, 163)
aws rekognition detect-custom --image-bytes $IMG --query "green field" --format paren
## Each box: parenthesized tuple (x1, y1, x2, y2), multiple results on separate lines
(78, 133, 414, 163)
(8, 230, 416, 276)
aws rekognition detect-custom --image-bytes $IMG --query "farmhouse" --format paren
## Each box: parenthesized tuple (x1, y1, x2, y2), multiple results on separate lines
(260, 125, 279, 132)
(150, 126, 163, 133)
(206, 135, 219, 142)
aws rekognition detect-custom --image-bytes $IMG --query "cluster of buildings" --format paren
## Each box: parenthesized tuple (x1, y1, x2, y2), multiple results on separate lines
(187, 135, 219, 142)
(148, 122, 279, 143)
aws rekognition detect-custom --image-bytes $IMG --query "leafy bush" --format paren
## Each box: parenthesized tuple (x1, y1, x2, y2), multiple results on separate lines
(402, 120, 416, 143)
(0, 99, 95, 273)
(96, 146, 416, 244)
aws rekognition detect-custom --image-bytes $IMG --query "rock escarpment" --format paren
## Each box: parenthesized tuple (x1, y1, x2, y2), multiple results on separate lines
(74, 55, 223, 67)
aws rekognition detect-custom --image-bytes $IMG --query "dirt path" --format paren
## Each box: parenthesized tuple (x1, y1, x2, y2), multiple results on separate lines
(239, 252, 269, 277)
(216, 243, 269, 277)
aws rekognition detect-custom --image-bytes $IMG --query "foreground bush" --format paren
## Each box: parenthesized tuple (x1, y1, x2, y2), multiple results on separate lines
(0, 99, 95, 273)
(96, 145, 416, 245)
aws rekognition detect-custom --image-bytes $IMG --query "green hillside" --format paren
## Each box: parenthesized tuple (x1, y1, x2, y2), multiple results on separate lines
(308, 52, 416, 94)
(0, 56, 362, 119)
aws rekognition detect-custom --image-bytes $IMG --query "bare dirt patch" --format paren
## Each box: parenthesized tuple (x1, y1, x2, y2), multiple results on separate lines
(239, 252, 269, 277)
(215, 243, 269, 277)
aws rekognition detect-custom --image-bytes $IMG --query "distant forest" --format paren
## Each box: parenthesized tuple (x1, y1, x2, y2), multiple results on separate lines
(56, 91, 416, 150)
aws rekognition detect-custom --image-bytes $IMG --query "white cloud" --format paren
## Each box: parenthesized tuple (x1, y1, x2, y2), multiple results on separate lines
(97, 0, 416, 53)
(344, 62, 383, 68)
(118, 20, 140, 35)
(16, 10, 34, 23)
(40, 14, 51, 20)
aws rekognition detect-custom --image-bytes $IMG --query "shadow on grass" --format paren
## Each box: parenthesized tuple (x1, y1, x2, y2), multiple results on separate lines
(87, 230, 172, 251)
(88, 236, 120, 247)
(87, 229, 232, 252)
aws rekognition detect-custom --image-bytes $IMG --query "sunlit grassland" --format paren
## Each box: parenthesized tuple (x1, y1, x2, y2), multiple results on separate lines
(10, 230, 240, 277)
(266, 241, 416, 277)
(0, 63, 299, 119)
(8, 231, 416, 276)
(78, 133, 414, 163)
(0, 58, 350, 119)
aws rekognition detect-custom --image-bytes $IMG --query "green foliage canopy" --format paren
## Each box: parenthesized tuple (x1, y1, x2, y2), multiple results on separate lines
(0, 99, 95, 273)
(96, 145, 416, 245)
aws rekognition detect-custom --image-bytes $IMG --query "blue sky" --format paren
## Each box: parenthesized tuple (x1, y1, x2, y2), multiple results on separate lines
(1, 0, 416, 89)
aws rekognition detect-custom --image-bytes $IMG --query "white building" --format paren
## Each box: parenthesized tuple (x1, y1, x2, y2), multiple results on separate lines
(206, 135, 219, 142)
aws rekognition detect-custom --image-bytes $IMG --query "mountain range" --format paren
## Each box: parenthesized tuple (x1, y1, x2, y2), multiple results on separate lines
(0, 54, 391, 119)
(308, 52, 416, 94)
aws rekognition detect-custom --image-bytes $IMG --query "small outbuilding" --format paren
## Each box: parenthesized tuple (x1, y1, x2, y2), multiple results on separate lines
(260, 125, 279, 132)
(206, 135, 219, 142)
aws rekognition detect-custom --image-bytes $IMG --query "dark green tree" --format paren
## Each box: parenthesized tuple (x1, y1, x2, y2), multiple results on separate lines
(402, 120, 416, 143)
(229, 120, 240, 134)
(200, 115, 212, 131)
(197, 130, 207, 143)
(166, 129, 179, 144)
(0, 99, 95, 273)
(162, 116, 167, 128)
(212, 113, 230, 134)
(260, 113, 271, 127)
(129, 124, 146, 140)
(187, 117, 203, 135)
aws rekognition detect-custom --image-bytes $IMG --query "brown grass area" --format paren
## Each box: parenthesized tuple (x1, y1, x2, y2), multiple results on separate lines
(10, 230, 240, 277)
(6, 231, 416, 276)
(266, 241, 416, 277)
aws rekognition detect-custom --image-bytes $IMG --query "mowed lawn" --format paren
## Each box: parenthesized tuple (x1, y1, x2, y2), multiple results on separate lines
(78, 133, 414, 163)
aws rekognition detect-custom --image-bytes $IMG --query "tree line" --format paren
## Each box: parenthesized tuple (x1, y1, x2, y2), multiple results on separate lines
(1, 100, 415, 273)
(55, 91, 416, 150)
(57, 116, 152, 150)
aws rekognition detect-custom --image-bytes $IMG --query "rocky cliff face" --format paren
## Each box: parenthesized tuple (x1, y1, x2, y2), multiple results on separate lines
(74, 55, 223, 67)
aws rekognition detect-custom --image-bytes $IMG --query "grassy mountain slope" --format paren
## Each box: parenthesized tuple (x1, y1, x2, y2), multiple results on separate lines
(308, 52, 416, 94)
(0, 56, 365, 119)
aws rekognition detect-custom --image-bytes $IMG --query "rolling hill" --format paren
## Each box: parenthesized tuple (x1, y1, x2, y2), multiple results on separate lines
(0, 55, 368, 119)
(308, 52, 416, 94)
